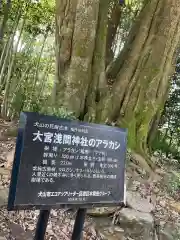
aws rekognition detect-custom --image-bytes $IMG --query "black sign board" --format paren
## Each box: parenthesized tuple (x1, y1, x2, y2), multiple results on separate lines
(8, 112, 127, 210)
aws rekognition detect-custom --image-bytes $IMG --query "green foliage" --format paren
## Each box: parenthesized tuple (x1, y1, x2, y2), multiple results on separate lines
(23, 102, 76, 120)
(40, 106, 76, 120)
(124, 0, 144, 9)
(166, 170, 180, 197)
(5, 0, 54, 36)
(151, 131, 170, 155)
(0, 0, 55, 120)
(152, 52, 180, 160)
(25, 0, 54, 36)
(151, 130, 180, 161)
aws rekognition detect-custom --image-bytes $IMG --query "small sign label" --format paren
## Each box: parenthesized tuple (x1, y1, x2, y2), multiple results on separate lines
(8, 112, 127, 210)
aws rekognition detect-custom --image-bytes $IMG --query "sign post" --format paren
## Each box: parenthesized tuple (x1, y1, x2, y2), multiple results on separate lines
(71, 208, 87, 240)
(34, 209, 50, 240)
(7, 112, 127, 239)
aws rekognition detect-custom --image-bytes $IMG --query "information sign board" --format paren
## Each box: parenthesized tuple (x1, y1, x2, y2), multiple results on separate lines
(8, 112, 127, 210)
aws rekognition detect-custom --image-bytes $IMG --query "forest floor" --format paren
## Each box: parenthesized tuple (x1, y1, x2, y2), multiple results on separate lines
(0, 119, 179, 239)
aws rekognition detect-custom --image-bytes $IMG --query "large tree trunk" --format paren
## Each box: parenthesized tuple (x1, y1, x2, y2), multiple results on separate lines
(55, 0, 180, 168)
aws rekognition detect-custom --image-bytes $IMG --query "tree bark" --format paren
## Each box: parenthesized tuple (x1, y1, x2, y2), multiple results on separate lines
(55, 0, 180, 168)
(55, 0, 101, 117)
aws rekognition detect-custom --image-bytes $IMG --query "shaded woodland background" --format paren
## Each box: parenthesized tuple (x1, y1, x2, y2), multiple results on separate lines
(0, 0, 180, 170)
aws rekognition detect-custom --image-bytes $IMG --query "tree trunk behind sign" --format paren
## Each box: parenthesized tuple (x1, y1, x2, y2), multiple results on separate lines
(55, 0, 180, 168)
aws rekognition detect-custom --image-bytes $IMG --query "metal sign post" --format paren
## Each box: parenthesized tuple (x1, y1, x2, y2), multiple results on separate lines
(71, 208, 87, 240)
(34, 210, 50, 240)
(33, 208, 86, 240)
